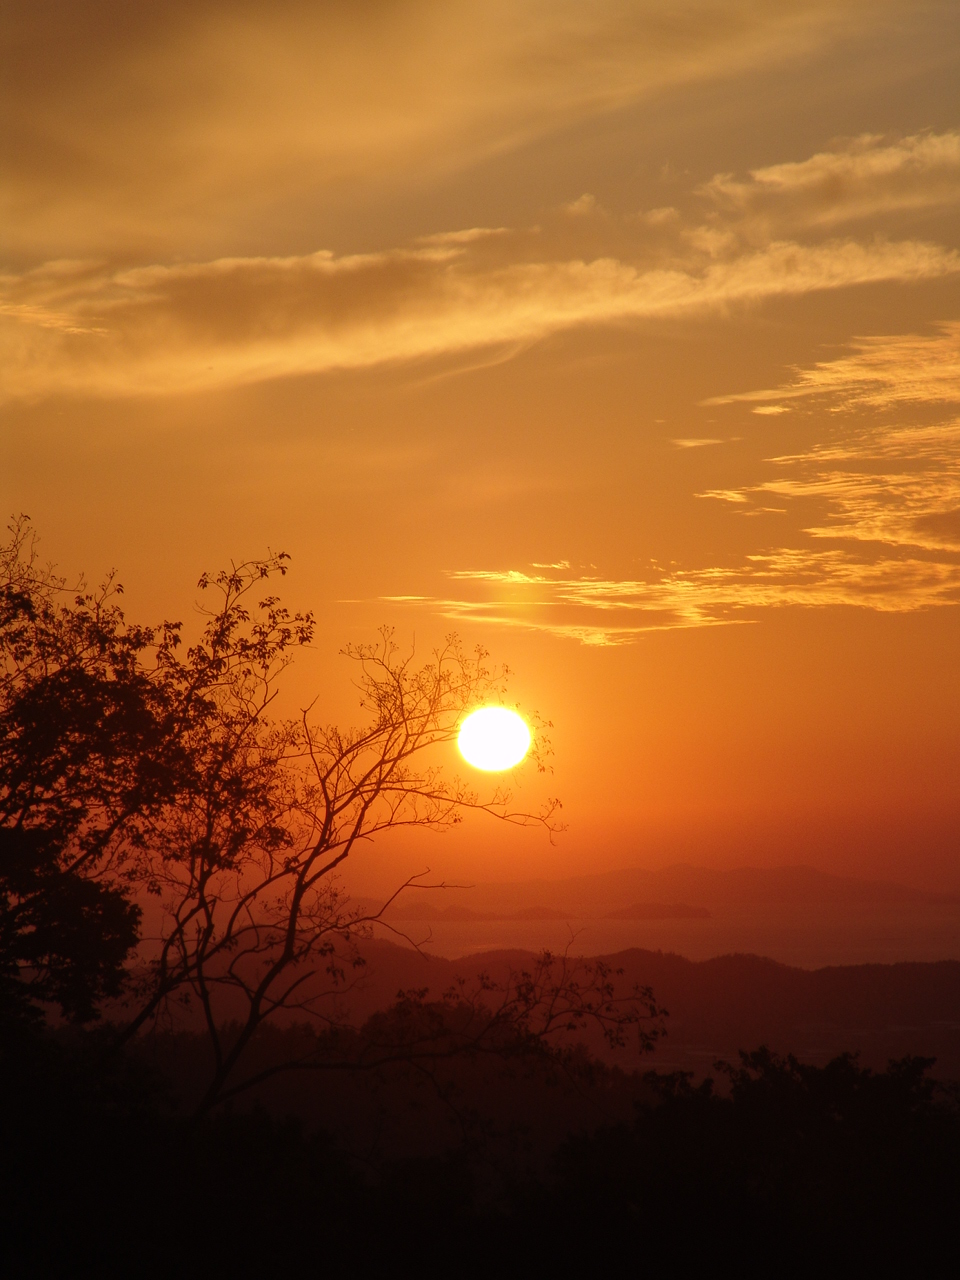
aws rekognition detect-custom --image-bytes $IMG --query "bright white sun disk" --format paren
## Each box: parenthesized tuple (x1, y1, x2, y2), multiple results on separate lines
(457, 707, 531, 771)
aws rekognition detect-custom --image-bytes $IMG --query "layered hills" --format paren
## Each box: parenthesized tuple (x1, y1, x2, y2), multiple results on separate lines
(344, 939, 960, 1079)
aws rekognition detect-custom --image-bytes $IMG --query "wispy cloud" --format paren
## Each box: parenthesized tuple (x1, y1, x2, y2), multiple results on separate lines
(727, 425, 960, 553)
(386, 325, 960, 642)
(703, 131, 960, 229)
(703, 325, 960, 551)
(5, 123, 960, 402)
(2, 0, 875, 260)
(3, 236, 957, 402)
(445, 558, 960, 619)
(705, 321, 960, 411)
(384, 549, 960, 645)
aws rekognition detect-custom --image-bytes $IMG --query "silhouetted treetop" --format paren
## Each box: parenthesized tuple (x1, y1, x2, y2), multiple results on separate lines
(1, 520, 584, 1113)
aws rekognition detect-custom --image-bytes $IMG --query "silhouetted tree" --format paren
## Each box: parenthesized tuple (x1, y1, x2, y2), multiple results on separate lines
(181, 949, 664, 1113)
(1, 521, 658, 1117)
(115, 555, 565, 1110)
(0, 517, 177, 1023)
(530, 1049, 960, 1268)
(1, 521, 316, 1028)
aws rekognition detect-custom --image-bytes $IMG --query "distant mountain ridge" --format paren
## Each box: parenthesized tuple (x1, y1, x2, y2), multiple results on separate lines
(384, 903, 576, 923)
(346, 939, 960, 1079)
(383, 899, 711, 922)
(384, 863, 956, 917)
(114, 933, 960, 1079)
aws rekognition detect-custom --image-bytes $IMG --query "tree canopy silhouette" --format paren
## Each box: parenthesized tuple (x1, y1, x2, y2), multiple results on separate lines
(1, 517, 172, 1023)
(1, 520, 666, 1110)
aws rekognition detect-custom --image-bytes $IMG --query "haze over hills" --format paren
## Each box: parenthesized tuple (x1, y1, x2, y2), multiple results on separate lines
(120, 932, 960, 1082)
(389, 863, 958, 916)
(359, 863, 960, 968)
(344, 941, 960, 1080)
(383, 899, 712, 922)
(154, 935, 959, 1082)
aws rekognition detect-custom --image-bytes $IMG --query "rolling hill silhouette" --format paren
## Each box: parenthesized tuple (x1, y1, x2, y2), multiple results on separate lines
(341, 939, 960, 1078)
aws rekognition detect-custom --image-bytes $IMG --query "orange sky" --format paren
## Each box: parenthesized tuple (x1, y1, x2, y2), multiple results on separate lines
(3, 0, 960, 891)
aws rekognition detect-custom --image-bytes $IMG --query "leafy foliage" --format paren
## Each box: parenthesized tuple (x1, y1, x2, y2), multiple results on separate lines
(0, 518, 173, 1020)
(1, 520, 583, 1110)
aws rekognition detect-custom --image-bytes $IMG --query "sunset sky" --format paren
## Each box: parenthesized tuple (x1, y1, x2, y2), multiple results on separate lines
(3, 0, 960, 892)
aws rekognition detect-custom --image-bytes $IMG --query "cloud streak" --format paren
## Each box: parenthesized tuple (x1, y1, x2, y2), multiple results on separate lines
(6, 122, 960, 402)
(705, 321, 960, 411)
(705, 325, 960, 550)
(2, 0, 877, 260)
(385, 325, 960, 642)
(3, 236, 957, 402)
(704, 131, 960, 228)
(384, 548, 960, 646)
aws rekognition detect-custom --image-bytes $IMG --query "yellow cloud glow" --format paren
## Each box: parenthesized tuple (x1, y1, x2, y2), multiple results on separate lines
(3, 238, 956, 402)
(705, 322, 960, 411)
(704, 131, 960, 227)
(1, 0, 875, 260)
(382, 325, 960, 641)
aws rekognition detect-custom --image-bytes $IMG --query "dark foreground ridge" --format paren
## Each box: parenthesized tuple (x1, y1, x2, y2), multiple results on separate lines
(3, 946, 960, 1272)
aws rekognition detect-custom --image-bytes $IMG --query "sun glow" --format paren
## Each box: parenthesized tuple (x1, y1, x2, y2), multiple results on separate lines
(457, 706, 532, 771)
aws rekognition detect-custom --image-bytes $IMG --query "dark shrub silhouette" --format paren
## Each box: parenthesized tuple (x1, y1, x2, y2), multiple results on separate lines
(525, 1049, 960, 1267)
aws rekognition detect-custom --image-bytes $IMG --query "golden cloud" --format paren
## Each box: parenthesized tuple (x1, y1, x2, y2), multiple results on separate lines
(2, 0, 874, 260)
(383, 549, 960, 645)
(705, 322, 960, 411)
(753, 423, 960, 551)
(3, 237, 957, 402)
(385, 325, 960, 642)
(705, 326, 960, 550)
(703, 131, 960, 229)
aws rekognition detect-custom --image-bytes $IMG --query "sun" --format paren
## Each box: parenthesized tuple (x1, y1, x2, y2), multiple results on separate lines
(457, 706, 532, 771)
